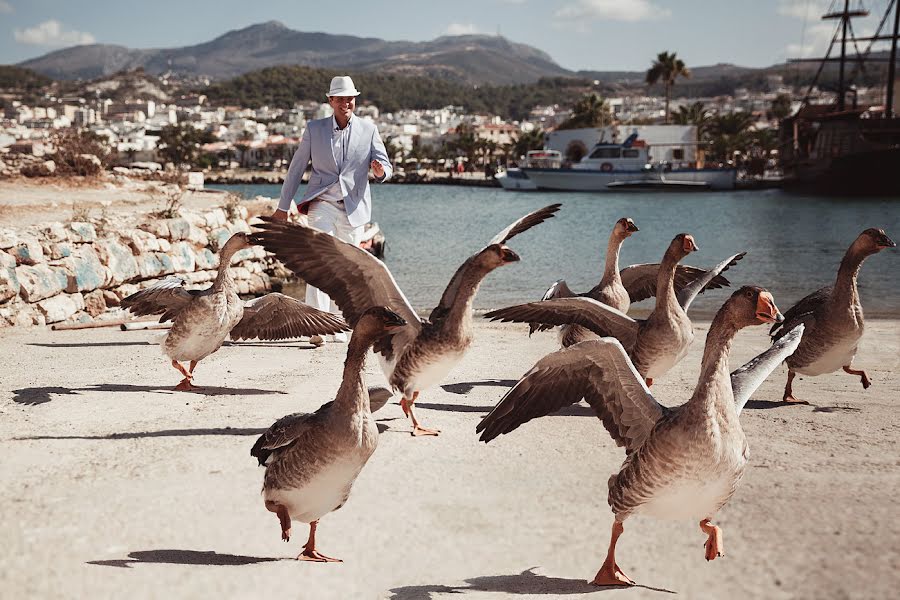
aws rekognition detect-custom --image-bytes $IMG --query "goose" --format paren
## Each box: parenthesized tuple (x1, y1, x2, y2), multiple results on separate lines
(121, 232, 349, 390)
(531, 218, 736, 347)
(477, 287, 804, 586)
(770, 227, 895, 403)
(251, 204, 561, 436)
(488, 233, 745, 385)
(251, 306, 405, 562)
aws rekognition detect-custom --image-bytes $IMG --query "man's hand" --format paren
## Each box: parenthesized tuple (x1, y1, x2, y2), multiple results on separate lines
(271, 208, 289, 221)
(370, 159, 385, 179)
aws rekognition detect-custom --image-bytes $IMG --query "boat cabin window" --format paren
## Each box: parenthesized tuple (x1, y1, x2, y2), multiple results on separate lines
(589, 147, 621, 159)
(622, 149, 640, 158)
(673, 149, 685, 160)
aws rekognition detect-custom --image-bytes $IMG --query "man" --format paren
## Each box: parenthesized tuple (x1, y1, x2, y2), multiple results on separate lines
(272, 75, 393, 345)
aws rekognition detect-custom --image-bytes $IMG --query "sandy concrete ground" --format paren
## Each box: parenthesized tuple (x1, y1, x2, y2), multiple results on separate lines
(1, 318, 898, 599)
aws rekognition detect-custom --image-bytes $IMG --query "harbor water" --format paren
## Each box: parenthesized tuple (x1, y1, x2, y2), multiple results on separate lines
(211, 184, 900, 318)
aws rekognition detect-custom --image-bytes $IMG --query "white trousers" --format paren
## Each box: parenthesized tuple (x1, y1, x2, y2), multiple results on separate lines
(304, 200, 365, 314)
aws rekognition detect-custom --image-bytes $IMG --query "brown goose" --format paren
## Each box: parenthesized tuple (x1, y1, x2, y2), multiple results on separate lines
(477, 287, 803, 586)
(121, 232, 349, 390)
(252, 205, 561, 436)
(489, 234, 745, 385)
(531, 218, 737, 347)
(770, 228, 895, 403)
(251, 307, 405, 562)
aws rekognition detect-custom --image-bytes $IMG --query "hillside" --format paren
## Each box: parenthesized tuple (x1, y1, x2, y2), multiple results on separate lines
(17, 21, 570, 84)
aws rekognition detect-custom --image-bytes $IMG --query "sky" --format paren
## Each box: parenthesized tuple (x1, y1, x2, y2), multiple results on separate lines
(0, 0, 896, 73)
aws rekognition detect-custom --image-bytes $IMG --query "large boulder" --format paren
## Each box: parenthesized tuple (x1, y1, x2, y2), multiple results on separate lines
(62, 245, 105, 293)
(164, 218, 191, 241)
(36, 293, 85, 324)
(0, 267, 19, 302)
(9, 234, 44, 265)
(15, 264, 68, 302)
(95, 239, 140, 286)
(69, 222, 97, 243)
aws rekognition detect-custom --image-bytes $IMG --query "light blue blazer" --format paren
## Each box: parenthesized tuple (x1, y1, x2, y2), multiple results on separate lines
(277, 116, 393, 227)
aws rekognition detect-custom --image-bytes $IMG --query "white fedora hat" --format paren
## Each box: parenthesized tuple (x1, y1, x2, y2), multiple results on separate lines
(326, 75, 360, 97)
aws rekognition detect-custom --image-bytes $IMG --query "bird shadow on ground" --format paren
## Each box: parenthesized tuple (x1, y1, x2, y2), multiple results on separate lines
(812, 405, 861, 413)
(87, 549, 284, 568)
(414, 402, 495, 414)
(223, 341, 320, 349)
(387, 568, 676, 598)
(11, 383, 285, 405)
(742, 399, 806, 410)
(16, 426, 267, 441)
(441, 379, 518, 395)
(28, 342, 156, 348)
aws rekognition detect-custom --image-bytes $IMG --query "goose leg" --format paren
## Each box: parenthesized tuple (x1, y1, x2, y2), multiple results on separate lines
(700, 519, 724, 561)
(265, 500, 291, 542)
(782, 370, 808, 404)
(842, 365, 871, 389)
(591, 520, 634, 586)
(186, 360, 203, 389)
(172, 360, 196, 391)
(402, 392, 440, 437)
(297, 520, 342, 563)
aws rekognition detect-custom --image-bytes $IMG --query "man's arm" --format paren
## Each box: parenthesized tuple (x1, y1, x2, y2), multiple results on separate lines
(370, 127, 392, 183)
(274, 126, 313, 218)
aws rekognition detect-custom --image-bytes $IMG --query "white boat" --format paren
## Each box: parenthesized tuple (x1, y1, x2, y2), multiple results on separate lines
(496, 150, 561, 191)
(521, 134, 736, 191)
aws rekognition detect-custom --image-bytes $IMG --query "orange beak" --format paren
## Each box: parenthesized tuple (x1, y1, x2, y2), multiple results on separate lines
(755, 292, 783, 324)
(683, 235, 698, 252)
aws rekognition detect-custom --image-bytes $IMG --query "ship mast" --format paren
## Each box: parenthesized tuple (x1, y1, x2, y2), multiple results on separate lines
(822, 0, 869, 111)
(887, 1, 899, 117)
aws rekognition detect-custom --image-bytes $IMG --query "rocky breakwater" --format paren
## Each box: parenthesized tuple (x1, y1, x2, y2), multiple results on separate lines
(0, 205, 275, 328)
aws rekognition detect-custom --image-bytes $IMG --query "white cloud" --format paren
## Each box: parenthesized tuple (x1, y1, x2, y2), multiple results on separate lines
(14, 20, 96, 47)
(444, 23, 481, 35)
(555, 0, 671, 23)
(785, 22, 835, 58)
(777, 1, 828, 20)
(0, 1, 13, 14)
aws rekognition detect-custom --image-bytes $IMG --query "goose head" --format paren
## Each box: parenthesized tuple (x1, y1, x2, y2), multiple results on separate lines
(667, 233, 699, 261)
(614, 217, 639, 238)
(477, 244, 521, 271)
(222, 232, 253, 254)
(726, 286, 784, 328)
(854, 228, 896, 256)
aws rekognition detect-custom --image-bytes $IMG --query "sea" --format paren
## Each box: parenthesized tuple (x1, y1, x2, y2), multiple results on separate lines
(210, 184, 900, 318)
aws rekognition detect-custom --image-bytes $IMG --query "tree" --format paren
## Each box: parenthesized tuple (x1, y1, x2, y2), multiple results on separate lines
(512, 128, 545, 159)
(672, 101, 712, 142)
(706, 112, 755, 163)
(558, 93, 609, 130)
(646, 51, 691, 124)
(157, 124, 214, 169)
(768, 94, 793, 121)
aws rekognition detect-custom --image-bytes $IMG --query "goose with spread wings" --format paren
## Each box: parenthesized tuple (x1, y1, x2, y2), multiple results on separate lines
(531, 218, 736, 347)
(251, 204, 561, 436)
(478, 286, 803, 586)
(121, 232, 349, 390)
(489, 233, 745, 385)
(251, 307, 405, 562)
(769, 227, 895, 404)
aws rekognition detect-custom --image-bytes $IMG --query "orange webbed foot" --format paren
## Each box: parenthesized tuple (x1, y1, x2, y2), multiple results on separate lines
(700, 519, 724, 561)
(412, 425, 441, 437)
(591, 562, 635, 586)
(297, 548, 342, 563)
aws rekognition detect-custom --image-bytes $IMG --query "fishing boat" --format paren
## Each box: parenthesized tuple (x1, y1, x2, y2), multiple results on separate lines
(496, 150, 561, 190)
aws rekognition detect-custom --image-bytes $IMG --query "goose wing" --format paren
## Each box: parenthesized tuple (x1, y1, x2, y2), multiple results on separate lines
(485, 297, 640, 351)
(621, 262, 738, 305)
(733, 324, 805, 413)
(120, 276, 204, 322)
(229, 293, 350, 341)
(251, 218, 422, 358)
(476, 338, 666, 452)
(528, 279, 576, 335)
(770, 286, 831, 342)
(430, 204, 562, 322)
(250, 404, 330, 466)
(677, 252, 746, 312)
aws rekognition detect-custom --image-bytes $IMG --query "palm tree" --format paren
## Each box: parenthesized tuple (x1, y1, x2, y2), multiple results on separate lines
(512, 128, 545, 160)
(558, 94, 609, 130)
(646, 51, 691, 124)
(707, 112, 755, 163)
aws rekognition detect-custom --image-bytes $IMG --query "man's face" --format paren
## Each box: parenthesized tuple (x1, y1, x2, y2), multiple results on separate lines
(329, 96, 356, 121)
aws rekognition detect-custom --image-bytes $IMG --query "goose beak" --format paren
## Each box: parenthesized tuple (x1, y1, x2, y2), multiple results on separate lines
(877, 233, 896, 249)
(501, 248, 521, 263)
(683, 235, 698, 253)
(385, 312, 407, 330)
(756, 292, 783, 324)
(626, 221, 639, 234)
